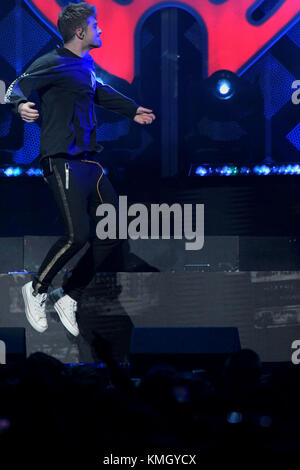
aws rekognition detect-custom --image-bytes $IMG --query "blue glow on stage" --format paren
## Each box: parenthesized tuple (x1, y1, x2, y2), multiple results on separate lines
(0, 166, 105, 177)
(1, 166, 41, 177)
(26, 168, 43, 176)
(253, 164, 271, 175)
(4, 167, 22, 177)
(3, 164, 300, 178)
(227, 412, 243, 424)
(195, 166, 208, 176)
(192, 164, 300, 176)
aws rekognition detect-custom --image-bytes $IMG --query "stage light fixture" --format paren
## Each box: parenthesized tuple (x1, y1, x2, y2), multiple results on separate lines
(190, 163, 300, 176)
(4, 167, 13, 177)
(26, 168, 43, 176)
(253, 165, 270, 175)
(185, 69, 265, 171)
(13, 167, 22, 176)
(240, 167, 251, 175)
(227, 411, 243, 424)
(195, 166, 207, 176)
(216, 78, 234, 100)
(4, 167, 22, 177)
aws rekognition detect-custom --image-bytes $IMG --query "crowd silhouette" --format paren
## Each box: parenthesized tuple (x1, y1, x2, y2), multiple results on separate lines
(0, 334, 299, 464)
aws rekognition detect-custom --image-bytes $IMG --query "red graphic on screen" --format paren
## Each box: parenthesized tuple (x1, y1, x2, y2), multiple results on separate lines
(28, 0, 299, 82)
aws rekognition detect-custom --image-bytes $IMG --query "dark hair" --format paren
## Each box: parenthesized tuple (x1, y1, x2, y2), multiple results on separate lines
(57, 2, 97, 43)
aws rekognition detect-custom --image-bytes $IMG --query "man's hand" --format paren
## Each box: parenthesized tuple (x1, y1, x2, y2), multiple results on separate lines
(133, 106, 155, 125)
(18, 102, 39, 122)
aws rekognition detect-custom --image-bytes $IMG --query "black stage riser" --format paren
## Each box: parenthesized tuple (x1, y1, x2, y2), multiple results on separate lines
(0, 272, 300, 364)
(2, 235, 300, 273)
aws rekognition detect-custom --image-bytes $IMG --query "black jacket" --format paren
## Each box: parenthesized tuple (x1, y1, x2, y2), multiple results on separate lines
(5, 47, 139, 161)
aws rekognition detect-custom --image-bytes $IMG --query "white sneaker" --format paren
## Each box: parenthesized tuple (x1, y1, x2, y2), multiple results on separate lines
(22, 281, 48, 333)
(49, 288, 79, 337)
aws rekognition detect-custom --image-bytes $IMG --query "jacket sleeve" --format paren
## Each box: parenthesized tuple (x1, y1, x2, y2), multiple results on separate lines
(4, 54, 59, 114)
(94, 81, 139, 120)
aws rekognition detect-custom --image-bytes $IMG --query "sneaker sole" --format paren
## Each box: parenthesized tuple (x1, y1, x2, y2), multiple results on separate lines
(53, 301, 79, 337)
(22, 284, 48, 333)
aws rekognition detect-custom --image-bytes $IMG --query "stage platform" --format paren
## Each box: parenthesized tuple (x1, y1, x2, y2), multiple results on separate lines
(1, 236, 300, 365)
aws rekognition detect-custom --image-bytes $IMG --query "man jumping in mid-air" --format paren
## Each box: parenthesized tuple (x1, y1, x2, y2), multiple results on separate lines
(5, 2, 155, 337)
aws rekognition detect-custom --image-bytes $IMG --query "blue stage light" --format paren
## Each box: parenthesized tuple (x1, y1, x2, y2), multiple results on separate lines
(8, 271, 28, 274)
(219, 80, 230, 95)
(240, 167, 251, 175)
(6, 163, 300, 178)
(192, 163, 300, 176)
(216, 78, 234, 100)
(277, 165, 285, 174)
(4, 167, 14, 177)
(227, 412, 243, 424)
(220, 166, 233, 176)
(285, 164, 292, 174)
(253, 165, 271, 175)
(4, 167, 22, 176)
(26, 168, 43, 177)
(283, 164, 300, 175)
(13, 167, 22, 176)
(4, 166, 22, 176)
(293, 165, 300, 174)
(195, 166, 207, 176)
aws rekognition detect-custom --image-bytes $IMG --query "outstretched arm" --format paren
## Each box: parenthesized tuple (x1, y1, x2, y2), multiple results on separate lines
(94, 82, 155, 125)
(94, 81, 139, 119)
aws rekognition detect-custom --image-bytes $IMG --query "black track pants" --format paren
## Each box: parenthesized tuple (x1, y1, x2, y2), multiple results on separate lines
(32, 153, 121, 300)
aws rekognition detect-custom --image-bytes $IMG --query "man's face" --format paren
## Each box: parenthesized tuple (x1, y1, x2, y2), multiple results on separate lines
(84, 16, 102, 48)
